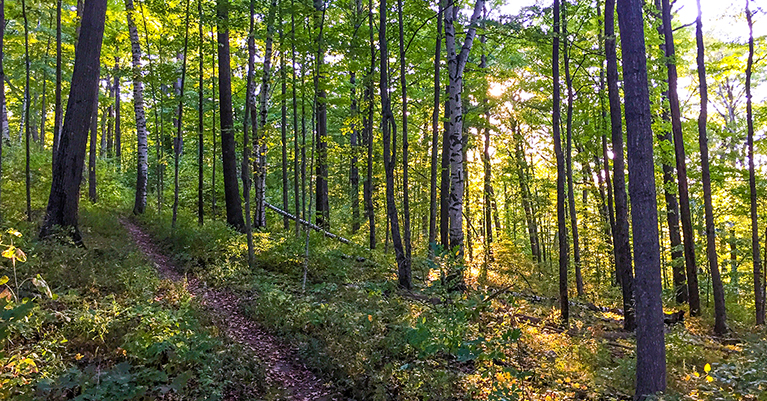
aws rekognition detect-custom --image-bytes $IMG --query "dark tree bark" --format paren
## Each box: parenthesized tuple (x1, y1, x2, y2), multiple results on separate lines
(364, 0, 376, 249)
(562, 1, 583, 297)
(217, 0, 245, 231)
(171, 0, 191, 229)
(114, 63, 121, 161)
(428, 0, 443, 257)
(606, 0, 634, 331)
(349, 71, 360, 233)
(291, 0, 300, 235)
(440, 96, 450, 249)
(514, 127, 540, 263)
(197, 0, 204, 226)
(211, 31, 218, 217)
(695, 0, 726, 335)
(53, 0, 62, 167)
(23, 0, 31, 221)
(313, 0, 329, 229)
(661, 0, 700, 316)
(397, 0, 412, 281)
(745, 0, 763, 325)
(379, 0, 410, 289)
(88, 96, 98, 203)
(126, 0, 149, 215)
(280, 14, 289, 231)
(617, 0, 666, 395)
(553, 0, 569, 323)
(40, 0, 107, 244)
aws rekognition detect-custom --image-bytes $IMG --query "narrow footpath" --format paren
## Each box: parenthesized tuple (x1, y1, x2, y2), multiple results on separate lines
(122, 219, 337, 401)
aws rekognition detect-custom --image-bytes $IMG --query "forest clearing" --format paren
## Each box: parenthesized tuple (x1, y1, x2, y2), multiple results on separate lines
(0, 0, 766, 398)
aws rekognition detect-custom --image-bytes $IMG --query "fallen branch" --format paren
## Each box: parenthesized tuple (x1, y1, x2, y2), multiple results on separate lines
(264, 203, 355, 246)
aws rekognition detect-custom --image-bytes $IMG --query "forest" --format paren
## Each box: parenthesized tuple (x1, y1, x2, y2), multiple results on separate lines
(0, 0, 765, 397)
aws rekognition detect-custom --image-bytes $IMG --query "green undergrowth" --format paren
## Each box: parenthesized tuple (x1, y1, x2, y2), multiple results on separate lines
(0, 205, 267, 400)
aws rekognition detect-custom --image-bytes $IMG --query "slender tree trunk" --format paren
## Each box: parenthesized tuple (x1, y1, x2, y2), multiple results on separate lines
(217, 0, 245, 231)
(114, 61, 121, 161)
(563, 2, 583, 297)
(440, 96, 450, 249)
(88, 97, 98, 202)
(171, 0, 191, 229)
(23, 0, 31, 221)
(313, 0, 329, 229)
(242, 0, 257, 268)
(397, 0, 412, 283)
(40, 34, 51, 147)
(617, 0, 666, 394)
(379, 0, 409, 289)
(280, 15, 289, 230)
(40, 0, 107, 244)
(695, 0, 726, 335)
(745, 0, 763, 325)
(364, 0, 376, 248)
(291, 0, 300, 235)
(661, 0, 700, 316)
(211, 31, 218, 217)
(428, 0, 443, 257)
(552, 0, 569, 323)
(197, 0, 204, 226)
(126, 0, 149, 215)
(515, 129, 540, 262)
(53, 0, 62, 166)
(479, 8, 495, 266)
(606, 0, 634, 330)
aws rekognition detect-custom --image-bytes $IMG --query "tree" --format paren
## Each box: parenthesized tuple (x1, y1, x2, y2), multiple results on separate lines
(40, 0, 108, 244)
(616, 0, 666, 395)
(695, 0, 726, 336)
(197, 0, 204, 226)
(23, 0, 31, 222)
(217, 0, 245, 231)
(745, 0, 763, 325)
(553, 0, 569, 323)
(428, 0, 443, 257)
(444, 0, 485, 254)
(379, 0, 410, 290)
(364, 0, 376, 249)
(661, 0, 700, 316)
(172, 0, 191, 229)
(242, 0, 257, 268)
(126, 0, 149, 215)
(313, 0, 329, 229)
(397, 0, 412, 282)
(53, 0, 63, 166)
(605, 0, 634, 331)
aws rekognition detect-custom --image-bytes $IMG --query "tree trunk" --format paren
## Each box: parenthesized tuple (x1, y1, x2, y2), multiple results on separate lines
(211, 31, 217, 218)
(397, 0, 412, 282)
(379, 0, 410, 289)
(661, 0, 700, 316)
(313, 0, 329, 229)
(444, 0, 484, 255)
(126, 0, 149, 215)
(428, 0, 443, 257)
(53, 0, 62, 166)
(552, 0, 569, 323)
(440, 96, 450, 249)
(695, 0, 726, 335)
(197, 0, 204, 226)
(171, 0, 191, 229)
(563, 2, 583, 297)
(514, 128, 540, 263)
(114, 62, 121, 161)
(745, 0, 763, 325)
(291, 0, 300, 235)
(242, 0, 257, 268)
(617, 0, 666, 394)
(88, 96, 98, 203)
(606, 0, 634, 331)
(364, 0, 376, 248)
(217, 0, 245, 231)
(40, 0, 107, 244)
(280, 15, 290, 231)
(23, 0, 31, 221)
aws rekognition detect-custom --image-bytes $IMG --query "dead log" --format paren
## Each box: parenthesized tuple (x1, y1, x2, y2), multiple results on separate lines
(265, 202, 354, 245)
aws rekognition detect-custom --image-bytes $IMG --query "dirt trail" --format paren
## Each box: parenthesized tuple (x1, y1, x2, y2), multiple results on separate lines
(121, 219, 337, 401)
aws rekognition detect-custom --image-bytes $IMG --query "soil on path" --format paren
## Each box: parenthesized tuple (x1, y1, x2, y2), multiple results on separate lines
(122, 219, 337, 401)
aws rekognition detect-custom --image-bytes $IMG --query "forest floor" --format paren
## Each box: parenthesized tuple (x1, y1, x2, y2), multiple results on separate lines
(121, 218, 338, 401)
